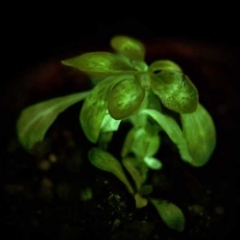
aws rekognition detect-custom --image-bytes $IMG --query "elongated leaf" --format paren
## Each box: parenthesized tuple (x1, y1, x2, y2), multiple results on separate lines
(130, 128, 161, 158)
(62, 52, 135, 76)
(151, 199, 185, 232)
(122, 157, 143, 191)
(110, 35, 145, 61)
(121, 128, 136, 158)
(108, 77, 145, 119)
(180, 104, 216, 166)
(17, 91, 90, 150)
(140, 109, 193, 164)
(80, 76, 123, 143)
(149, 60, 182, 73)
(88, 148, 134, 194)
(151, 70, 198, 113)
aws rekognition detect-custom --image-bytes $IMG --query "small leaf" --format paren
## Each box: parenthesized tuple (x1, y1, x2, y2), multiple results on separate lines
(144, 157, 162, 170)
(110, 35, 145, 61)
(134, 193, 148, 208)
(88, 148, 134, 194)
(108, 77, 145, 119)
(62, 52, 135, 76)
(121, 128, 136, 158)
(150, 199, 185, 232)
(122, 157, 143, 191)
(140, 109, 193, 164)
(139, 185, 153, 195)
(80, 76, 123, 143)
(130, 127, 161, 158)
(180, 104, 216, 166)
(17, 91, 90, 150)
(149, 60, 182, 73)
(151, 70, 199, 113)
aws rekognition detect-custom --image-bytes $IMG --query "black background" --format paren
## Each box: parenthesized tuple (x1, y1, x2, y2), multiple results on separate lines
(2, 4, 239, 80)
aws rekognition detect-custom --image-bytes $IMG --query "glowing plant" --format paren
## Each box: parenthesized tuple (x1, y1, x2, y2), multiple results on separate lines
(17, 36, 216, 232)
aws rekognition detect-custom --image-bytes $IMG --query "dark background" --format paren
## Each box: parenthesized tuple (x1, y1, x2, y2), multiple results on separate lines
(2, 4, 239, 81)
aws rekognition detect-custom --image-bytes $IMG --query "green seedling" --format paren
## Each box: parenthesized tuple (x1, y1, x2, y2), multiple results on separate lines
(16, 36, 216, 232)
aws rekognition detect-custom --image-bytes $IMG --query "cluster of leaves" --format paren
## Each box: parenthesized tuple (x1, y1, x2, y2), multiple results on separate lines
(16, 36, 216, 232)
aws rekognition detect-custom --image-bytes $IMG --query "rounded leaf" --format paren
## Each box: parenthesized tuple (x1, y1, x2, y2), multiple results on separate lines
(149, 60, 182, 73)
(80, 76, 123, 143)
(151, 70, 198, 113)
(180, 104, 216, 166)
(110, 35, 145, 61)
(151, 199, 185, 232)
(62, 52, 135, 76)
(144, 157, 162, 170)
(108, 77, 145, 119)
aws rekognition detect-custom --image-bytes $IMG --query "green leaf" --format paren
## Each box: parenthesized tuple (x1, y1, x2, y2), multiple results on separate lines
(130, 127, 161, 158)
(122, 157, 143, 191)
(88, 148, 134, 194)
(107, 77, 145, 119)
(100, 113, 121, 132)
(144, 157, 162, 170)
(121, 125, 161, 160)
(139, 185, 153, 195)
(134, 193, 148, 208)
(110, 35, 145, 61)
(80, 76, 123, 143)
(62, 52, 136, 76)
(140, 109, 193, 164)
(121, 128, 136, 158)
(149, 60, 182, 72)
(151, 70, 199, 113)
(180, 104, 216, 166)
(17, 91, 90, 150)
(150, 199, 185, 232)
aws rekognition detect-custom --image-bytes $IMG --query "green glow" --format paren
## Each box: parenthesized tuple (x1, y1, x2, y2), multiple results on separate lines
(140, 109, 194, 165)
(80, 76, 124, 142)
(141, 107, 215, 167)
(110, 35, 145, 61)
(17, 91, 89, 150)
(144, 157, 162, 170)
(17, 35, 217, 233)
(130, 127, 160, 159)
(151, 70, 199, 113)
(100, 112, 121, 132)
(88, 148, 134, 195)
(107, 76, 145, 119)
(134, 193, 148, 208)
(149, 60, 182, 72)
(181, 104, 216, 166)
(150, 199, 185, 232)
(122, 157, 143, 191)
(137, 73, 151, 89)
(62, 52, 136, 76)
(131, 61, 148, 72)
